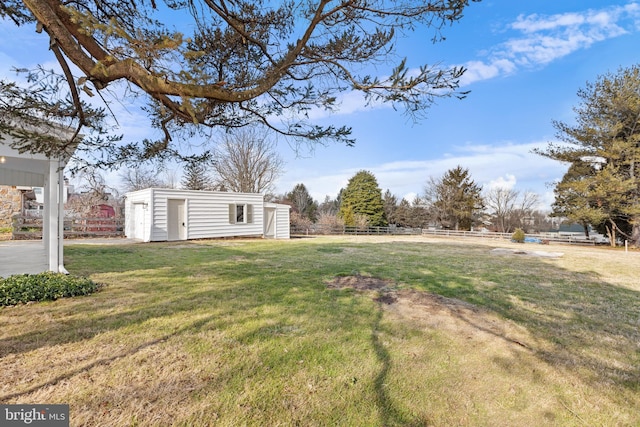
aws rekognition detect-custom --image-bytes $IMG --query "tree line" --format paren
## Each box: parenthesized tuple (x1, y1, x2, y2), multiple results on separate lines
(277, 168, 553, 235)
(1, 0, 637, 246)
(278, 63, 640, 247)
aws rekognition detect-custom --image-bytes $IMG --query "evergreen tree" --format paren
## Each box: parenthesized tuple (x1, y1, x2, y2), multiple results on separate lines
(425, 166, 483, 230)
(181, 161, 213, 190)
(551, 160, 606, 237)
(4, 0, 476, 158)
(536, 65, 640, 246)
(339, 171, 387, 227)
(409, 196, 429, 228)
(383, 190, 399, 226)
(397, 199, 410, 227)
(286, 183, 318, 221)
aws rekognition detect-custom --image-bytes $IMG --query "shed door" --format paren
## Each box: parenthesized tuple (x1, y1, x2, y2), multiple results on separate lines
(264, 207, 276, 238)
(167, 199, 186, 241)
(132, 203, 146, 240)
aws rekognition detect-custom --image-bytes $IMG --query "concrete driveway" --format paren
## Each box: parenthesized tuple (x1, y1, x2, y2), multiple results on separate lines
(0, 240, 47, 277)
(0, 238, 138, 277)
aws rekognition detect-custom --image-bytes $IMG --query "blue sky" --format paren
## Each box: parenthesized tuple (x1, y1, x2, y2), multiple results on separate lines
(2, 1, 640, 209)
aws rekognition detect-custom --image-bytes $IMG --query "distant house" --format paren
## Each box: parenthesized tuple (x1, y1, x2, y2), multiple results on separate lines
(124, 188, 290, 242)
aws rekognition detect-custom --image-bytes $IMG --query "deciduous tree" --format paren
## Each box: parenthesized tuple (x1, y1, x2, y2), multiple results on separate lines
(119, 166, 167, 192)
(318, 195, 340, 217)
(210, 127, 284, 193)
(484, 187, 539, 233)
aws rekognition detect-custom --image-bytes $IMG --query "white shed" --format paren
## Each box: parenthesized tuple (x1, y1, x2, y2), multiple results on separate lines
(264, 202, 291, 239)
(124, 188, 290, 242)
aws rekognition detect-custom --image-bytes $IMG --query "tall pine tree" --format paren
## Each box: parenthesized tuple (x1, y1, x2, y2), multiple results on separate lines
(286, 183, 318, 221)
(181, 161, 213, 190)
(536, 65, 640, 246)
(425, 166, 484, 230)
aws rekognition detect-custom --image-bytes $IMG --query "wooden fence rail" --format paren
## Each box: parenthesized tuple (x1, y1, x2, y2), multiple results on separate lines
(290, 225, 423, 236)
(11, 215, 125, 240)
(421, 229, 601, 245)
(291, 224, 604, 245)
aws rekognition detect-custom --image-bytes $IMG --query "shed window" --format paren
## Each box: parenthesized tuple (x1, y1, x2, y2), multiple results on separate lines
(229, 204, 253, 224)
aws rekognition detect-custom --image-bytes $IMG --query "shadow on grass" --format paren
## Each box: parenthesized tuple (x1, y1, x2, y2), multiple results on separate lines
(1, 335, 170, 401)
(370, 303, 426, 427)
(0, 312, 228, 402)
(2, 239, 638, 413)
(399, 247, 640, 392)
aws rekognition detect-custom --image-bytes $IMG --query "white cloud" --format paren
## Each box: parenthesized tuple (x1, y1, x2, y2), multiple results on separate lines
(486, 174, 517, 190)
(511, 13, 587, 33)
(459, 59, 517, 85)
(304, 3, 640, 118)
(458, 3, 639, 87)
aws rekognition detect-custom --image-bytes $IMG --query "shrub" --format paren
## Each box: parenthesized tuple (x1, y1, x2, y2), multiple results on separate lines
(0, 272, 100, 306)
(512, 228, 525, 243)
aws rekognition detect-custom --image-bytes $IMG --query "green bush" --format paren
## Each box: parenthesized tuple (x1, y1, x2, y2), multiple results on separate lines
(512, 228, 525, 243)
(0, 272, 100, 306)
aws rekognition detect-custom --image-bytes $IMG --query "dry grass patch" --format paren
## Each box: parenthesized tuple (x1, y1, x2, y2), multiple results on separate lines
(0, 236, 638, 426)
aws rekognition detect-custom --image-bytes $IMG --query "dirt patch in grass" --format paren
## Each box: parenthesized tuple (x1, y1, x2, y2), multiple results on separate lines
(326, 274, 393, 292)
(327, 275, 531, 349)
(326, 274, 397, 304)
(390, 289, 532, 350)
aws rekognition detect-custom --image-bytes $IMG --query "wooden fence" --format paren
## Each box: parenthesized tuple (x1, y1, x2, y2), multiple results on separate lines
(291, 224, 605, 245)
(290, 225, 423, 236)
(420, 229, 602, 245)
(11, 215, 125, 240)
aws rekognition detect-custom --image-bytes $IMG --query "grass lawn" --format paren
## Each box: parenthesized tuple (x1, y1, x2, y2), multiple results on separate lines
(1, 236, 638, 426)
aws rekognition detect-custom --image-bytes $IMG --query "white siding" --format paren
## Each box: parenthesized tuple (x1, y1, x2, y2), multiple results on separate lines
(275, 204, 291, 239)
(124, 188, 153, 242)
(126, 188, 269, 242)
(265, 202, 291, 239)
(151, 190, 168, 241)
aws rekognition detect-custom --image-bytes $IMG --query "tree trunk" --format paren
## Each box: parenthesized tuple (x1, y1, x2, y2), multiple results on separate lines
(632, 216, 640, 247)
(606, 220, 616, 247)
